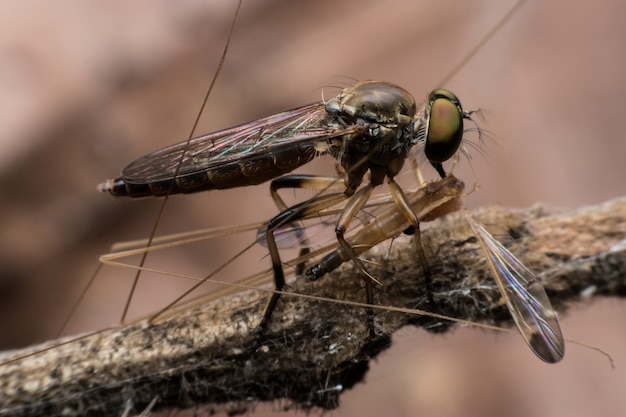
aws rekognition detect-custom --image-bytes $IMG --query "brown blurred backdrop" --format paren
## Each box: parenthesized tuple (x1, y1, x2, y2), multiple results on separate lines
(0, 0, 625, 416)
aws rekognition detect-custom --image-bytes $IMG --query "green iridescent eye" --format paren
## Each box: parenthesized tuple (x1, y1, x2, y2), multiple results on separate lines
(424, 89, 464, 165)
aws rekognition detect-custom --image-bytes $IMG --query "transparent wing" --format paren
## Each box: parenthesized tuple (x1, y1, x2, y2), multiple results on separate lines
(467, 214, 565, 363)
(122, 102, 360, 183)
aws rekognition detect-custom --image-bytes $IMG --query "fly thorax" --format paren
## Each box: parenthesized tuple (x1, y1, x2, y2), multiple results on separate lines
(324, 81, 421, 188)
(326, 81, 417, 126)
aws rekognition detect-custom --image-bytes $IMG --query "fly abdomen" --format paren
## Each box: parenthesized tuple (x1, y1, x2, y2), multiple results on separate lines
(100, 142, 319, 197)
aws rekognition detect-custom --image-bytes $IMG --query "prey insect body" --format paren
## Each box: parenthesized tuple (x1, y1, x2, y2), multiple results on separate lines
(301, 182, 565, 363)
(304, 175, 466, 280)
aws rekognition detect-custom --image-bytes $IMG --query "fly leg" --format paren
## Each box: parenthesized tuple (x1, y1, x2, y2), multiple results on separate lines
(326, 184, 378, 337)
(259, 180, 380, 344)
(403, 160, 437, 304)
(308, 179, 430, 339)
(305, 176, 435, 341)
(269, 175, 346, 275)
(254, 184, 347, 350)
(386, 178, 435, 306)
(269, 175, 346, 212)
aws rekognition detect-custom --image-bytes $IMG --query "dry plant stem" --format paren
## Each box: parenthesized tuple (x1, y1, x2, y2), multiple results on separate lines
(1, 197, 626, 417)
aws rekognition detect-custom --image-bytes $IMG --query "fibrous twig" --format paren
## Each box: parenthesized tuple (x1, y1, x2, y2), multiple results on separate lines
(1, 197, 625, 416)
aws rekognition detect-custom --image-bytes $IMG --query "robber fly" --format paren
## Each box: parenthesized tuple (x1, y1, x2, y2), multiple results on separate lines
(99, 83, 464, 197)
(99, 82, 475, 344)
(100, 76, 564, 363)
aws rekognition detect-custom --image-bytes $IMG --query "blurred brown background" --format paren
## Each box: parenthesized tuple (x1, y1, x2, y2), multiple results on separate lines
(0, 0, 625, 416)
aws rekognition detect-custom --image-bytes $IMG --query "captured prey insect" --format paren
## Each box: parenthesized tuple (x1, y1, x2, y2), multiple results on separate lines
(297, 178, 565, 363)
(99, 81, 478, 346)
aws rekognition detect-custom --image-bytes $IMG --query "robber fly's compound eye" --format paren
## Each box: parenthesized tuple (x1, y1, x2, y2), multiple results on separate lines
(423, 89, 464, 164)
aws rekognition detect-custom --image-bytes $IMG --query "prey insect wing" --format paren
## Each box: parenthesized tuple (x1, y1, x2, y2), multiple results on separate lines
(466, 215, 565, 363)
